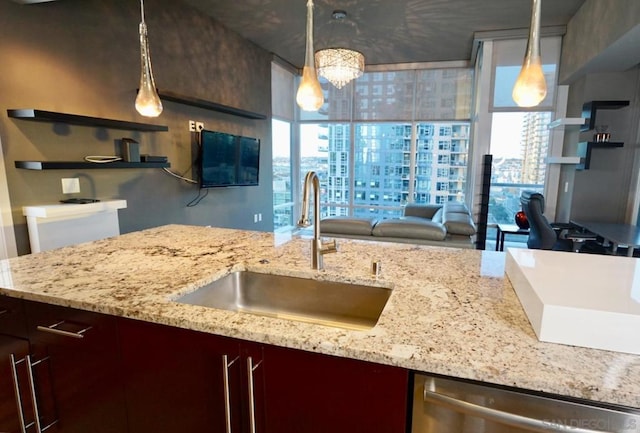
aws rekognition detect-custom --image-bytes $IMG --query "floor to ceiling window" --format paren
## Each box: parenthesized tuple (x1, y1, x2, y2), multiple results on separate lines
(271, 62, 297, 231)
(488, 111, 552, 225)
(296, 67, 473, 220)
(479, 36, 562, 247)
(274, 36, 561, 238)
(272, 118, 294, 230)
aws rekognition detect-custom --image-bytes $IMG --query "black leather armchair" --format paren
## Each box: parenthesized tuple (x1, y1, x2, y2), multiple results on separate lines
(520, 191, 596, 252)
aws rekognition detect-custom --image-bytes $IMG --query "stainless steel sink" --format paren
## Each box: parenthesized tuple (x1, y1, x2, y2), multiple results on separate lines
(175, 271, 391, 330)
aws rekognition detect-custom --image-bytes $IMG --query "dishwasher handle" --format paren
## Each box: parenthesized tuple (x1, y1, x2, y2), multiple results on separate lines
(423, 386, 615, 433)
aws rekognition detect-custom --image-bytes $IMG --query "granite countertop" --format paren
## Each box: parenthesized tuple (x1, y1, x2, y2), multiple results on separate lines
(0, 224, 638, 408)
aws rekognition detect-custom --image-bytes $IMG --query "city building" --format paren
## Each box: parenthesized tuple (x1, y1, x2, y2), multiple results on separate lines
(306, 69, 472, 220)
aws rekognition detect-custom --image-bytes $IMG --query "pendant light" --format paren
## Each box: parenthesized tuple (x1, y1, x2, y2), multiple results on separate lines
(512, 0, 547, 108)
(135, 0, 163, 117)
(296, 0, 324, 112)
(315, 10, 365, 89)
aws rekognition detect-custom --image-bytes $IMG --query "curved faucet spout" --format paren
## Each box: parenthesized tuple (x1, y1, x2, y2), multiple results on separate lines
(298, 171, 337, 269)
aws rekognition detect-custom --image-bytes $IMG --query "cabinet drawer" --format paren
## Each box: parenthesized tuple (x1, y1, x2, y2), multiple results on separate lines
(25, 301, 117, 350)
(0, 295, 27, 339)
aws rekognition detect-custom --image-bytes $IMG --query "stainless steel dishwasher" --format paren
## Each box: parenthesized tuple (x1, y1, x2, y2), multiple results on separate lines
(412, 373, 640, 433)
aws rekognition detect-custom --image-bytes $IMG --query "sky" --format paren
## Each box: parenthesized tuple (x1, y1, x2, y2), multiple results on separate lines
(272, 119, 291, 158)
(490, 112, 526, 159)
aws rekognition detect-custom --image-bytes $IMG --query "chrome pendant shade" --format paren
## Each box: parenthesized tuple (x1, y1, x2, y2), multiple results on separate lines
(135, 0, 163, 117)
(512, 0, 547, 107)
(296, 0, 324, 111)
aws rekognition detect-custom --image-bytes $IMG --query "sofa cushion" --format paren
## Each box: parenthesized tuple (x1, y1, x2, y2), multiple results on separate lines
(442, 203, 476, 236)
(403, 203, 442, 219)
(320, 217, 378, 236)
(372, 217, 446, 241)
(431, 208, 444, 223)
(443, 202, 469, 215)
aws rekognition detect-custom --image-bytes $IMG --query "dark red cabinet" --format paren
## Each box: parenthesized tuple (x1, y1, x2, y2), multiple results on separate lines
(119, 318, 241, 433)
(24, 301, 127, 433)
(119, 319, 408, 433)
(0, 295, 28, 339)
(0, 335, 32, 433)
(0, 295, 34, 433)
(119, 318, 266, 433)
(261, 344, 409, 433)
(1, 297, 409, 433)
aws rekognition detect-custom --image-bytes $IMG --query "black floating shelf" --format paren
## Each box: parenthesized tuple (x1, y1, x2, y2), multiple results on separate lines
(580, 100, 629, 132)
(576, 141, 624, 170)
(15, 161, 170, 170)
(157, 90, 267, 120)
(7, 109, 169, 132)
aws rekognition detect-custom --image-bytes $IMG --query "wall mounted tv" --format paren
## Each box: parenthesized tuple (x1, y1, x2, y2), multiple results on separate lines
(199, 130, 260, 188)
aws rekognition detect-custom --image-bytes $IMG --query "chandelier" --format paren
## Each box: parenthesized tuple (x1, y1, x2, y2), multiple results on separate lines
(314, 10, 365, 89)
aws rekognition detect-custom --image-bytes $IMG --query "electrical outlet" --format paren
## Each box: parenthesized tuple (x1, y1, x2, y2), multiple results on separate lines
(258, 213, 262, 222)
(61, 178, 80, 194)
(253, 214, 258, 223)
(196, 122, 204, 132)
(188, 120, 196, 132)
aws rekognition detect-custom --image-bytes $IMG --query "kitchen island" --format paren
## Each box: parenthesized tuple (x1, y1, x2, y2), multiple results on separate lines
(1, 224, 639, 411)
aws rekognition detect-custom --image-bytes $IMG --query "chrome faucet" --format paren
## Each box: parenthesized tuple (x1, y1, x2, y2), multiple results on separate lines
(297, 171, 337, 270)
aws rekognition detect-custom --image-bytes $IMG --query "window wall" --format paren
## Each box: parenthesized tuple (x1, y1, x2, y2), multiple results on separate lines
(466, 35, 564, 249)
(297, 68, 473, 220)
(273, 35, 561, 239)
(272, 119, 294, 230)
(271, 62, 297, 231)
(487, 37, 561, 228)
(488, 112, 551, 224)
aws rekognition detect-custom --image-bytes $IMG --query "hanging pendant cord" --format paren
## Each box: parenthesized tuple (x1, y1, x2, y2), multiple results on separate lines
(140, 0, 146, 25)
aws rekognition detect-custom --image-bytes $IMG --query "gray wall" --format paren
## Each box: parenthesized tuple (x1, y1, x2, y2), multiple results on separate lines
(0, 0, 274, 255)
(555, 0, 640, 223)
(567, 69, 640, 223)
(559, 0, 640, 84)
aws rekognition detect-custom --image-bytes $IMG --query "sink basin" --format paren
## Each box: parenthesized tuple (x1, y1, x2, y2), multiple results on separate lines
(175, 271, 391, 330)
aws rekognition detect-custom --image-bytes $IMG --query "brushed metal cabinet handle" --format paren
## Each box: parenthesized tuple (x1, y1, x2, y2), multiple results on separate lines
(36, 321, 92, 339)
(221, 355, 238, 433)
(423, 386, 615, 433)
(10, 354, 29, 433)
(26, 356, 58, 433)
(246, 356, 262, 433)
(25, 355, 43, 433)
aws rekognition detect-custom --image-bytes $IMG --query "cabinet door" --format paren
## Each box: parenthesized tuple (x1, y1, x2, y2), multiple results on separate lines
(119, 318, 244, 433)
(25, 301, 127, 433)
(0, 296, 27, 338)
(262, 345, 409, 433)
(0, 335, 32, 433)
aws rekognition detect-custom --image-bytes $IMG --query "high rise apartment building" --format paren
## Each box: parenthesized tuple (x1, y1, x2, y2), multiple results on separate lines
(520, 111, 552, 185)
(321, 69, 471, 218)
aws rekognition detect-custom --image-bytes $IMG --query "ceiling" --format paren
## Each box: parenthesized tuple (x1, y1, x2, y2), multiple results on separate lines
(181, 0, 586, 68)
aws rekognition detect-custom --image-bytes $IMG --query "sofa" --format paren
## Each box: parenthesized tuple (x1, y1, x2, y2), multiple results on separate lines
(320, 202, 477, 248)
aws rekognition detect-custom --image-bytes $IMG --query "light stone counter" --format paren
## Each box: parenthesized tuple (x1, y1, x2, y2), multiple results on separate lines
(0, 224, 638, 408)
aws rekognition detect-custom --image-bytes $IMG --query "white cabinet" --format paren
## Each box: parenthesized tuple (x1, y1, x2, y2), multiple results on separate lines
(22, 200, 126, 253)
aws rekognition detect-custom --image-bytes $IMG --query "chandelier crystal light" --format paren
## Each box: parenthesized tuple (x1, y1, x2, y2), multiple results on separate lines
(512, 0, 547, 107)
(296, 0, 324, 111)
(135, 0, 163, 117)
(315, 11, 365, 89)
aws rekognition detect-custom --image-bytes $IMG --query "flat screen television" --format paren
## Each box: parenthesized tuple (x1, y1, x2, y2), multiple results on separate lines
(199, 130, 260, 188)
